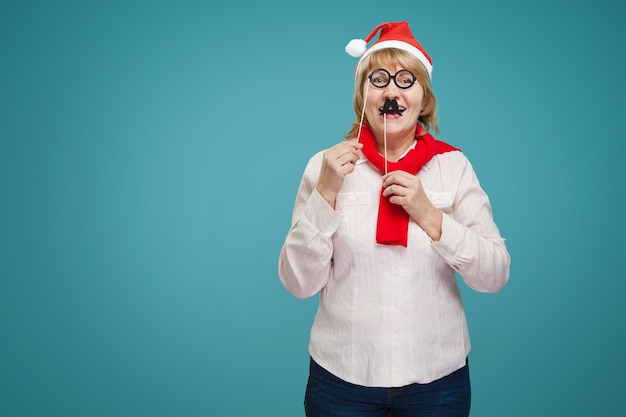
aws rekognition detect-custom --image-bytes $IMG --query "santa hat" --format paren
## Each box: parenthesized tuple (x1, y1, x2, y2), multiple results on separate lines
(345, 21, 433, 79)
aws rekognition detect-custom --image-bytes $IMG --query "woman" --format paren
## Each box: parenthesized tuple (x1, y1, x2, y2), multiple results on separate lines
(278, 21, 510, 417)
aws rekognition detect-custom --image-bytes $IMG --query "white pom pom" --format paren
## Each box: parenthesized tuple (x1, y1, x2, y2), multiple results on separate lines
(345, 39, 367, 57)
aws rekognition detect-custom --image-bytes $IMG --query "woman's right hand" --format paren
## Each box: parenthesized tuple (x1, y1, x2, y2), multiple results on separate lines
(315, 140, 363, 208)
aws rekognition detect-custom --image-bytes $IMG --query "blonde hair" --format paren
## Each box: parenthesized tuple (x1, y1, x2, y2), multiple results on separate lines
(345, 48, 439, 140)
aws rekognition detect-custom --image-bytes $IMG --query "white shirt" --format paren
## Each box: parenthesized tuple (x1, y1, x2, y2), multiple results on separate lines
(278, 147, 510, 387)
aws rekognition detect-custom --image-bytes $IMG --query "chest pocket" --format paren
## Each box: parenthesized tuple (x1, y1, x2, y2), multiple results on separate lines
(335, 191, 375, 240)
(425, 190, 454, 214)
(336, 191, 370, 208)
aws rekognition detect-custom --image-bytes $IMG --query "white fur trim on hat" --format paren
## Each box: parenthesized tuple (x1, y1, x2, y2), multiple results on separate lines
(360, 40, 433, 78)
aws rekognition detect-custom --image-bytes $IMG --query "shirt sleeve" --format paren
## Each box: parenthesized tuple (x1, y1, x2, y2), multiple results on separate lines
(278, 154, 344, 299)
(430, 154, 511, 293)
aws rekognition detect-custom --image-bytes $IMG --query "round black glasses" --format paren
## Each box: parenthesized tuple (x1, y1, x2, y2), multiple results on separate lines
(368, 68, 417, 89)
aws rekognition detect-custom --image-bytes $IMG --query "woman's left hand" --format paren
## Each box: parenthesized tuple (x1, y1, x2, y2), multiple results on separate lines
(381, 170, 443, 241)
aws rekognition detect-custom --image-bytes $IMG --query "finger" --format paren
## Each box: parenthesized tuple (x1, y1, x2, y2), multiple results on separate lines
(326, 146, 356, 164)
(383, 184, 405, 198)
(388, 195, 404, 205)
(337, 149, 360, 166)
(343, 162, 358, 174)
(340, 142, 363, 159)
(346, 139, 363, 149)
(382, 173, 403, 188)
(384, 172, 418, 189)
(338, 155, 358, 169)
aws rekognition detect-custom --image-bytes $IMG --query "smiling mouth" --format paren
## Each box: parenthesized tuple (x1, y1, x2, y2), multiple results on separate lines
(379, 99, 405, 116)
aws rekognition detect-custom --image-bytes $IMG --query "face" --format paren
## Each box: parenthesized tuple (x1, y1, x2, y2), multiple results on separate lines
(363, 65, 425, 146)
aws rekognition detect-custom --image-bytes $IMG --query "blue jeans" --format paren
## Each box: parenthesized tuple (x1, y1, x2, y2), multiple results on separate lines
(304, 357, 471, 417)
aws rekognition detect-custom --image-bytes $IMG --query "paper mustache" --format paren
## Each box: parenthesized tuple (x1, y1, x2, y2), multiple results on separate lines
(379, 99, 405, 116)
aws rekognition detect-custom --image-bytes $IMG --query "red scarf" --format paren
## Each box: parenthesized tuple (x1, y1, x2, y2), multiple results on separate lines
(359, 124, 459, 247)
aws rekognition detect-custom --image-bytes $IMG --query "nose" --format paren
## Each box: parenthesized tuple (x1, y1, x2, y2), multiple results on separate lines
(382, 81, 401, 99)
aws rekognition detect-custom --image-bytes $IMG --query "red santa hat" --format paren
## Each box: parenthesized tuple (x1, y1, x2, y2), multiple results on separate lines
(345, 21, 433, 79)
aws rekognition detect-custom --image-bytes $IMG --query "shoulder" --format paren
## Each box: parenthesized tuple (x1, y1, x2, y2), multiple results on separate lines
(304, 142, 345, 170)
(435, 139, 460, 154)
(300, 147, 330, 181)
(303, 149, 325, 172)
(427, 137, 470, 173)
(426, 148, 479, 185)
(308, 148, 326, 164)
(432, 148, 471, 170)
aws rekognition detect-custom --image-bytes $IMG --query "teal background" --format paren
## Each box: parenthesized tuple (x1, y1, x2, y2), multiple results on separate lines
(1, 0, 624, 415)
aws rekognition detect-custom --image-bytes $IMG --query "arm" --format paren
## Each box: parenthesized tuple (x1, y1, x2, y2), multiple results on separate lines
(278, 142, 361, 298)
(278, 156, 344, 299)
(431, 155, 511, 293)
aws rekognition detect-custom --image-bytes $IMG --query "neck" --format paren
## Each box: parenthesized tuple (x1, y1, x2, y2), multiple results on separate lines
(376, 134, 415, 162)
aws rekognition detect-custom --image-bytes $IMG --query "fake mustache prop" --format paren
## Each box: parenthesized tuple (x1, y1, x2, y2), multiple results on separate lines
(379, 99, 405, 116)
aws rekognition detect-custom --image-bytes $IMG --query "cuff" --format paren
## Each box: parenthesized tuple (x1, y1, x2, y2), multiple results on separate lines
(304, 188, 344, 236)
(430, 213, 464, 265)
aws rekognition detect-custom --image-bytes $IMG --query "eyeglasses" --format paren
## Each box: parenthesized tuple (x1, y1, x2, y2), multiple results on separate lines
(368, 68, 417, 89)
